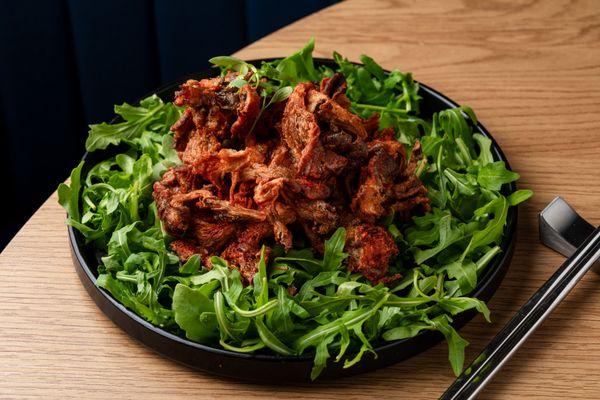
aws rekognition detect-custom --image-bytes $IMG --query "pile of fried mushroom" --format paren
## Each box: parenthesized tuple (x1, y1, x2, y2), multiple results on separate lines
(153, 71, 429, 285)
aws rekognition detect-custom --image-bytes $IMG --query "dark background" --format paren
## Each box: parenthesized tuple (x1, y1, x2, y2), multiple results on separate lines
(0, 0, 338, 250)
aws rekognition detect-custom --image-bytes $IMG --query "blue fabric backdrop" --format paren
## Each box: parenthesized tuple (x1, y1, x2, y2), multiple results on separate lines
(0, 0, 338, 248)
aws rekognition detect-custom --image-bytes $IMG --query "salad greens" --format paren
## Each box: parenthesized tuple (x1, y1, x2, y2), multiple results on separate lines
(59, 39, 532, 379)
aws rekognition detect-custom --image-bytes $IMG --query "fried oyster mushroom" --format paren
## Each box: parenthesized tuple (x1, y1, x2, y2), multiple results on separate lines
(153, 72, 429, 284)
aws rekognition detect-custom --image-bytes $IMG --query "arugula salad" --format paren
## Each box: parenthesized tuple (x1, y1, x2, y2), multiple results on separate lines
(59, 39, 531, 379)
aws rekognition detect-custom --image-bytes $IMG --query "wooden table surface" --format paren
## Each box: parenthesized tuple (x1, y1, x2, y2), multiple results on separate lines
(1, 0, 600, 398)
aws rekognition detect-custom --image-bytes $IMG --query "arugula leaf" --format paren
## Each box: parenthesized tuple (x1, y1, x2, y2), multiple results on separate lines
(209, 56, 254, 74)
(470, 196, 509, 250)
(86, 95, 179, 152)
(473, 134, 494, 166)
(444, 169, 478, 197)
(295, 291, 389, 353)
(275, 37, 319, 83)
(508, 189, 533, 206)
(255, 317, 295, 356)
(322, 227, 348, 271)
(58, 160, 84, 222)
(382, 323, 433, 340)
(429, 315, 469, 375)
(97, 274, 158, 321)
(172, 284, 218, 342)
(438, 297, 491, 322)
(442, 260, 478, 295)
(477, 161, 520, 190)
(268, 85, 293, 104)
(359, 54, 385, 81)
(275, 248, 322, 274)
(311, 334, 337, 380)
(412, 213, 465, 264)
(437, 107, 476, 152)
(179, 254, 201, 274)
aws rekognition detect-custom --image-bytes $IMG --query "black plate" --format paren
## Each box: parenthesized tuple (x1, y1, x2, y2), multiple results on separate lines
(69, 58, 517, 382)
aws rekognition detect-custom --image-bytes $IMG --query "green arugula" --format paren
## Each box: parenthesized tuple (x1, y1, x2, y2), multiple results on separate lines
(58, 39, 532, 380)
(86, 95, 181, 152)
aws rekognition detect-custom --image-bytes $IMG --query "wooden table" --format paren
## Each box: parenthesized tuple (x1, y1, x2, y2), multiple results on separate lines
(1, 0, 599, 398)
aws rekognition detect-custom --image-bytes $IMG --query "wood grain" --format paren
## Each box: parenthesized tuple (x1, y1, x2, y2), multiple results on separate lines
(1, 0, 599, 398)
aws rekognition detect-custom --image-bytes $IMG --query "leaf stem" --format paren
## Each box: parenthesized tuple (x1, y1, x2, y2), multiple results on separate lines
(353, 103, 410, 114)
(476, 246, 501, 273)
(219, 339, 266, 353)
(231, 299, 279, 318)
(255, 317, 295, 355)
(214, 291, 238, 340)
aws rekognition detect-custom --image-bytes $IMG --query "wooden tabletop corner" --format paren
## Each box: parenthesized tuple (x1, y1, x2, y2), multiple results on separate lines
(1, 0, 599, 398)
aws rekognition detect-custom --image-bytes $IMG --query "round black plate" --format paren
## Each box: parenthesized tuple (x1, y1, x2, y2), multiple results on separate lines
(69, 58, 517, 383)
